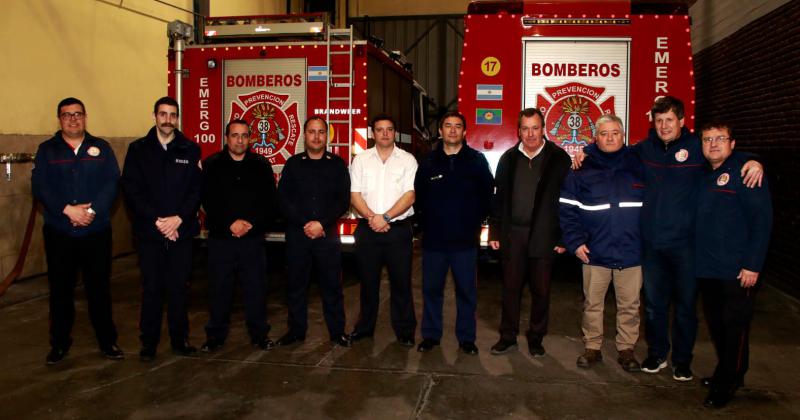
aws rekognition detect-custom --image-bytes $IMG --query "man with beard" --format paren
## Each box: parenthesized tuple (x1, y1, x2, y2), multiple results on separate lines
(200, 119, 277, 353)
(32, 97, 123, 364)
(121, 96, 201, 361)
(276, 116, 352, 347)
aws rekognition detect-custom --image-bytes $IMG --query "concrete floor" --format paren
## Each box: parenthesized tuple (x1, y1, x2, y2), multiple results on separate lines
(1, 245, 799, 419)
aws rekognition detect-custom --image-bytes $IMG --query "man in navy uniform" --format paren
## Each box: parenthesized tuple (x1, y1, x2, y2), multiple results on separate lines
(414, 111, 494, 355)
(32, 97, 123, 364)
(276, 116, 352, 348)
(121, 96, 202, 361)
(200, 119, 277, 353)
(695, 122, 771, 408)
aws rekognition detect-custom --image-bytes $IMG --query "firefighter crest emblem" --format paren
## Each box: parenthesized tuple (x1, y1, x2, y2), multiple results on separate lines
(536, 82, 615, 157)
(228, 90, 302, 167)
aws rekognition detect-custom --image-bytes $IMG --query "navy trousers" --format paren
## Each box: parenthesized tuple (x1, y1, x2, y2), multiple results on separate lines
(642, 244, 698, 365)
(43, 226, 117, 350)
(352, 220, 416, 339)
(205, 235, 270, 342)
(420, 247, 478, 343)
(285, 228, 346, 339)
(137, 238, 193, 348)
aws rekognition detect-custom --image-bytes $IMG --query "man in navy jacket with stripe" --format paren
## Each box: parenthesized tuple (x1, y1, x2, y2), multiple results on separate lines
(559, 115, 644, 372)
(695, 122, 771, 408)
(32, 97, 123, 364)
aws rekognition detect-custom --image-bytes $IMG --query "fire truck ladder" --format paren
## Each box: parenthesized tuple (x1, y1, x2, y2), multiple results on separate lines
(325, 24, 355, 165)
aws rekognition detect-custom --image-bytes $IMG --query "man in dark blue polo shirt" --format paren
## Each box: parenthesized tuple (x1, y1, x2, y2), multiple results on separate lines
(32, 97, 123, 364)
(695, 122, 771, 408)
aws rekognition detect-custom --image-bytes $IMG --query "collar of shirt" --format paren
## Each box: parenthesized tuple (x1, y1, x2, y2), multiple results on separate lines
(517, 139, 546, 159)
(367, 145, 402, 162)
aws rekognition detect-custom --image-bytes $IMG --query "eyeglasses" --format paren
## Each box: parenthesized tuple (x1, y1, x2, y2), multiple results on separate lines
(701, 136, 731, 144)
(60, 111, 85, 120)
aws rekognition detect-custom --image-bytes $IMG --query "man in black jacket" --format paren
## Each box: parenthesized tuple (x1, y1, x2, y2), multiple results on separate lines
(200, 119, 277, 353)
(414, 111, 494, 355)
(32, 97, 123, 364)
(276, 116, 352, 348)
(488, 108, 571, 357)
(121, 97, 201, 361)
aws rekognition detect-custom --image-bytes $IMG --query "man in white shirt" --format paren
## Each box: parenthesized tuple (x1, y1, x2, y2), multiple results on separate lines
(348, 114, 418, 347)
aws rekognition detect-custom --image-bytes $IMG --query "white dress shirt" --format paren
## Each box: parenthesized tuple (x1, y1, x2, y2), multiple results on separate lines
(350, 145, 417, 221)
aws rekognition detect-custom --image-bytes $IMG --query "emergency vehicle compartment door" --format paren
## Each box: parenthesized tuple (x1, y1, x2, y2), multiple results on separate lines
(522, 38, 630, 157)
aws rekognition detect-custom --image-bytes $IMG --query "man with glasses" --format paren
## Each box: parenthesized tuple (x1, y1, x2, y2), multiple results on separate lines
(32, 97, 123, 364)
(695, 122, 771, 408)
(121, 96, 202, 361)
(200, 119, 277, 353)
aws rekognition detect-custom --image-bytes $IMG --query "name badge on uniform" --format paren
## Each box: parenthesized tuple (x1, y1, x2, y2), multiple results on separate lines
(674, 149, 689, 162)
(716, 173, 730, 186)
(430, 174, 443, 181)
(87, 146, 101, 157)
(175, 158, 189, 165)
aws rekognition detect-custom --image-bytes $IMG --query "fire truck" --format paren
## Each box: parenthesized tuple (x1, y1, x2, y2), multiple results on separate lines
(167, 14, 431, 243)
(458, 0, 695, 171)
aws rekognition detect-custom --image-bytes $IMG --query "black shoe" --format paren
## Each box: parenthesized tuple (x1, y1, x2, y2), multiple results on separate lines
(276, 332, 305, 347)
(139, 346, 156, 362)
(45, 347, 68, 365)
(200, 338, 225, 353)
(703, 389, 733, 409)
(416, 338, 440, 353)
(673, 364, 694, 381)
(171, 340, 197, 356)
(332, 334, 352, 348)
(528, 340, 546, 357)
(641, 356, 668, 373)
(101, 344, 125, 360)
(490, 338, 518, 355)
(348, 331, 374, 342)
(251, 337, 275, 351)
(396, 336, 415, 347)
(459, 341, 479, 355)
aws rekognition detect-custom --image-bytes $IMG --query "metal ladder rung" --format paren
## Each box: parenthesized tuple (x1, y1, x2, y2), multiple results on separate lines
(329, 96, 350, 100)
(329, 29, 352, 34)
(330, 74, 351, 78)
(328, 143, 351, 147)
(328, 119, 351, 124)
(329, 51, 351, 55)
(331, 83, 352, 88)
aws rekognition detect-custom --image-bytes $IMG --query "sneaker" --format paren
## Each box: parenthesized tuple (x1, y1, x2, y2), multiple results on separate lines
(416, 338, 440, 353)
(528, 340, 546, 357)
(641, 356, 668, 373)
(251, 337, 275, 351)
(200, 338, 225, 353)
(276, 332, 305, 347)
(490, 338, 518, 355)
(45, 347, 69, 365)
(576, 349, 602, 368)
(617, 349, 640, 372)
(672, 364, 694, 381)
(459, 341, 479, 355)
(101, 344, 125, 360)
(171, 340, 198, 356)
(139, 346, 157, 362)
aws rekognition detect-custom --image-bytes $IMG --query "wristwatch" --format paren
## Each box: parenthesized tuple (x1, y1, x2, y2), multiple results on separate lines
(382, 213, 391, 223)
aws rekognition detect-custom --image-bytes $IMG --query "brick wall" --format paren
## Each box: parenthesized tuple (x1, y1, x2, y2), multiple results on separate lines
(694, 0, 800, 297)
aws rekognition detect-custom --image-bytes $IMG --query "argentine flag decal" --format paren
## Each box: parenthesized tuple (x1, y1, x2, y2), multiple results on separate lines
(476, 84, 503, 101)
(308, 66, 328, 82)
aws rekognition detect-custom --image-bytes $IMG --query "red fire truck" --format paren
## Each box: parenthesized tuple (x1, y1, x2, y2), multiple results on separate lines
(167, 14, 430, 243)
(458, 0, 695, 171)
